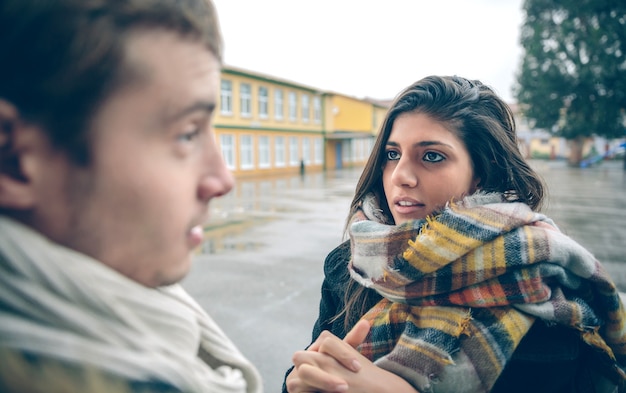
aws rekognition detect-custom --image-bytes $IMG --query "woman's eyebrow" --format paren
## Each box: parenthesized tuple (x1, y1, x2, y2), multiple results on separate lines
(385, 140, 453, 148)
(414, 141, 453, 148)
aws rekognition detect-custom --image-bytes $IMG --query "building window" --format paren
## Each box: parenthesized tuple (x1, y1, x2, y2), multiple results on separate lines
(219, 134, 235, 169)
(342, 140, 351, 163)
(313, 96, 321, 124)
(220, 80, 232, 115)
(239, 134, 254, 170)
(275, 136, 285, 167)
(314, 137, 323, 164)
(358, 139, 367, 161)
(240, 83, 251, 117)
(288, 91, 297, 122)
(289, 136, 299, 166)
(301, 94, 310, 123)
(274, 89, 283, 120)
(259, 136, 270, 168)
(351, 140, 358, 163)
(258, 86, 268, 119)
(302, 137, 311, 164)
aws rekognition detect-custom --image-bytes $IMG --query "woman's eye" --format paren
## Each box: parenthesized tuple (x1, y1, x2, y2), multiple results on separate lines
(386, 150, 400, 161)
(423, 151, 444, 162)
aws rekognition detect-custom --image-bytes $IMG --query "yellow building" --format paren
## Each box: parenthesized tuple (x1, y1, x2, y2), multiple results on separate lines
(322, 93, 388, 170)
(215, 65, 388, 177)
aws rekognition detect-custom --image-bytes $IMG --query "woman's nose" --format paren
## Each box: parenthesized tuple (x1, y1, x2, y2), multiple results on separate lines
(391, 158, 418, 188)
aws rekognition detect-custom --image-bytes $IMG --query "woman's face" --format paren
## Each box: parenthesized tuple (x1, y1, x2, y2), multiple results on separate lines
(382, 112, 480, 225)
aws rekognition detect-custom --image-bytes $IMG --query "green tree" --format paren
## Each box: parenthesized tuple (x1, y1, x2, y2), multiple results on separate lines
(514, 0, 626, 166)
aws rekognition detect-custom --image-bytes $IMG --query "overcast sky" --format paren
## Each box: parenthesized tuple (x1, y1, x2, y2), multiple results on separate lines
(212, 0, 525, 103)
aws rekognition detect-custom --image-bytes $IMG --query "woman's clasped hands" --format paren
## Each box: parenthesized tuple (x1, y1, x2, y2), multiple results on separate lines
(286, 320, 419, 393)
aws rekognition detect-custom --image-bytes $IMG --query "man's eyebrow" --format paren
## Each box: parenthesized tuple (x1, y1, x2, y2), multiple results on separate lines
(164, 101, 215, 123)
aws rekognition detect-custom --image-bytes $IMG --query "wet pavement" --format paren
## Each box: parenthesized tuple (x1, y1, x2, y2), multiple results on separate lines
(181, 159, 626, 393)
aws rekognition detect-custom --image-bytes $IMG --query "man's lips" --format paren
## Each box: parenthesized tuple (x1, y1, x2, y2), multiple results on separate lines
(188, 225, 204, 247)
(188, 214, 209, 247)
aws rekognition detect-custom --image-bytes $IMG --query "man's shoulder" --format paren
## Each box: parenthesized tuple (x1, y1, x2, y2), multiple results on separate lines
(0, 346, 183, 393)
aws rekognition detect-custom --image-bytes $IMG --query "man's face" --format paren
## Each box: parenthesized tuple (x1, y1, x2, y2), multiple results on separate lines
(38, 30, 234, 287)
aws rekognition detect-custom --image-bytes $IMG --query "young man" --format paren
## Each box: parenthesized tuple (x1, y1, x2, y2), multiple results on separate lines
(0, 1, 261, 392)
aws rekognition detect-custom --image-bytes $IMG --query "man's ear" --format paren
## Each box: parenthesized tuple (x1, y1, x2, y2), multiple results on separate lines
(0, 99, 37, 209)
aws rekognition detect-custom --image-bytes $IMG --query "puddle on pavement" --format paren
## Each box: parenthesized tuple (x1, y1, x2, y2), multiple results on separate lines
(197, 216, 274, 255)
(195, 168, 363, 255)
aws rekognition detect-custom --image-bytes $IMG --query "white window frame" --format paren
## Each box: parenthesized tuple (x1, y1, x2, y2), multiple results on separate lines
(258, 86, 268, 119)
(358, 139, 366, 161)
(220, 80, 232, 115)
(274, 88, 284, 120)
(314, 137, 323, 164)
(289, 136, 299, 166)
(288, 91, 297, 122)
(239, 134, 254, 170)
(351, 140, 358, 163)
(240, 83, 251, 117)
(302, 137, 311, 164)
(342, 140, 351, 163)
(258, 135, 270, 168)
(313, 96, 321, 124)
(301, 94, 310, 123)
(274, 136, 285, 167)
(219, 134, 235, 169)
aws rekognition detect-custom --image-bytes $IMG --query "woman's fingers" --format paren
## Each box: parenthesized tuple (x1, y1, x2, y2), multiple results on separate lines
(307, 322, 371, 372)
(344, 320, 371, 349)
(316, 335, 365, 372)
(292, 363, 348, 393)
(289, 351, 349, 393)
(290, 322, 371, 391)
(308, 329, 341, 352)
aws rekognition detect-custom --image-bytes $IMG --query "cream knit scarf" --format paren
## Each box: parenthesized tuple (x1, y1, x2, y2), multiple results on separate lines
(0, 217, 262, 393)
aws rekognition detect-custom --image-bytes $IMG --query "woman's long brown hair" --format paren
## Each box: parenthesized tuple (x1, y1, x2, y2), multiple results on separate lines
(338, 75, 546, 331)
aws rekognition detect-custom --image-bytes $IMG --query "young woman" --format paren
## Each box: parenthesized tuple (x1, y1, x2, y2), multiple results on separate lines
(284, 76, 626, 393)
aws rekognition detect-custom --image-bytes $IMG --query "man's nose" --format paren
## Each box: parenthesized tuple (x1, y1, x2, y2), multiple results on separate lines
(198, 136, 234, 202)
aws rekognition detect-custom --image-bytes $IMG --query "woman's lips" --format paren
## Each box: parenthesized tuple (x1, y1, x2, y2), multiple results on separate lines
(393, 199, 426, 216)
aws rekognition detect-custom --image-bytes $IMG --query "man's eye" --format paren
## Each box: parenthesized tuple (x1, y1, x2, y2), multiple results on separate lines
(386, 150, 400, 160)
(177, 128, 200, 142)
(423, 151, 444, 162)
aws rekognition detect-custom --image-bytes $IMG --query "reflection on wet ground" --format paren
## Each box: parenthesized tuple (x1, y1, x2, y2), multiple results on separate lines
(200, 169, 360, 254)
(534, 160, 626, 289)
(199, 219, 269, 254)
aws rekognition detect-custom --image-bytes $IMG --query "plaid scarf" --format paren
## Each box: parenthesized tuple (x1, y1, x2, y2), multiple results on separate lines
(348, 193, 626, 393)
